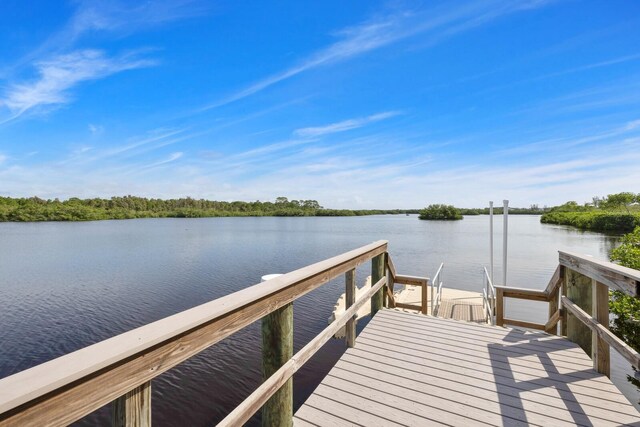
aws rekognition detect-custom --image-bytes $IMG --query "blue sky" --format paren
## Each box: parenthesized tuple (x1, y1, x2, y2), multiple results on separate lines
(0, 0, 639, 208)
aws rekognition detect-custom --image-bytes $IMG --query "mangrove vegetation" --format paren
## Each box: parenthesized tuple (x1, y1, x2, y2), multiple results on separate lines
(541, 192, 640, 233)
(418, 204, 463, 220)
(0, 196, 419, 222)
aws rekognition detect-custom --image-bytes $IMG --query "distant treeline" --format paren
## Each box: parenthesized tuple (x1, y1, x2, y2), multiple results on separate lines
(540, 193, 640, 233)
(0, 196, 420, 222)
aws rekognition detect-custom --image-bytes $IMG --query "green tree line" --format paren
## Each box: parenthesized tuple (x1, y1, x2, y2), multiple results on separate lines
(541, 192, 640, 233)
(0, 196, 419, 222)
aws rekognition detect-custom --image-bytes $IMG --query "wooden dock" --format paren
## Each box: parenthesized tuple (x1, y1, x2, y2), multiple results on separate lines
(295, 309, 640, 426)
(394, 284, 485, 322)
(1, 241, 639, 426)
(330, 278, 486, 336)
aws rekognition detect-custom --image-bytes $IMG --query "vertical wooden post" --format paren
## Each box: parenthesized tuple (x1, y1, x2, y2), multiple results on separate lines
(593, 280, 611, 376)
(560, 266, 567, 336)
(371, 253, 385, 316)
(386, 262, 395, 308)
(547, 284, 559, 335)
(384, 253, 392, 308)
(112, 381, 151, 427)
(262, 303, 293, 427)
(566, 268, 593, 356)
(421, 280, 428, 315)
(345, 269, 356, 348)
(496, 287, 504, 327)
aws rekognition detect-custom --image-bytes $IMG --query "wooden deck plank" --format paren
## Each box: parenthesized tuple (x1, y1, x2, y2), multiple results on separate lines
(341, 348, 637, 415)
(325, 367, 593, 427)
(368, 317, 592, 364)
(313, 382, 496, 427)
(359, 326, 608, 385)
(335, 355, 639, 425)
(378, 309, 584, 352)
(363, 323, 605, 379)
(294, 309, 639, 426)
(353, 336, 630, 404)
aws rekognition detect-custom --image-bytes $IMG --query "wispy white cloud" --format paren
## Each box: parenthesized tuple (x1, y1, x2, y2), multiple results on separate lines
(0, 0, 203, 122)
(135, 152, 184, 172)
(67, 0, 206, 37)
(294, 111, 401, 138)
(200, 0, 555, 111)
(2, 0, 205, 73)
(498, 118, 640, 155)
(0, 153, 7, 164)
(0, 50, 156, 123)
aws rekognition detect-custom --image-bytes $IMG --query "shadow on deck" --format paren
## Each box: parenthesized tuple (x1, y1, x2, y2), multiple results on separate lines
(294, 309, 640, 427)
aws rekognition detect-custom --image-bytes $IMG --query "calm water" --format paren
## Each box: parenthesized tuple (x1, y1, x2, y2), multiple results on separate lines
(0, 215, 636, 424)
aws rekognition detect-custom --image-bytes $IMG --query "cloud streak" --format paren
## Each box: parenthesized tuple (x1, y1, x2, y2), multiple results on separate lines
(200, 0, 555, 111)
(0, 50, 156, 123)
(294, 111, 401, 138)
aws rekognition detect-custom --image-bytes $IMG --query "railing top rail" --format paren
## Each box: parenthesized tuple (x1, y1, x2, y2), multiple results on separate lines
(559, 251, 640, 297)
(0, 240, 388, 416)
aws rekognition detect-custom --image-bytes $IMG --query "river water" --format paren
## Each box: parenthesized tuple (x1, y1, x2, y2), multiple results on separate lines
(0, 215, 636, 424)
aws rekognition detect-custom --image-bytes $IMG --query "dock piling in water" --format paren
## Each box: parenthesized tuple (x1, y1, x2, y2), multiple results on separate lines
(261, 302, 293, 427)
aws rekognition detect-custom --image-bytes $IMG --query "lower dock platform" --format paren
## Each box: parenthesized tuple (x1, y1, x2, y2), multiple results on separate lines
(295, 309, 640, 426)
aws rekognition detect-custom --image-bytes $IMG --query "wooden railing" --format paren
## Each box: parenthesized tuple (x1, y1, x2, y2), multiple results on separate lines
(384, 255, 430, 314)
(0, 241, 396, 427)
(494, 251, 640, 378)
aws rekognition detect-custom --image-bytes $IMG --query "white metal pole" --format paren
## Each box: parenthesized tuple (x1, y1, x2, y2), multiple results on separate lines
(502, 200, 509, 287)
(489, 201, 494, 284)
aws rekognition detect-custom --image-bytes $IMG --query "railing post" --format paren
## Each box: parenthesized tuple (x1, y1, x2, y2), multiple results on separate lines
(496, 287, 504, 327)
(560, 266, 567, 336)
(566, 268, 593, 356)
(593, 280, 611, 376)
(421, 279, 428, 315)
(371, 253, 385, 316)
(262, 303, 293, 427)
(112, 381, 151, 427)
(345, 269, 356, 347)
(547, 278, 560, 335)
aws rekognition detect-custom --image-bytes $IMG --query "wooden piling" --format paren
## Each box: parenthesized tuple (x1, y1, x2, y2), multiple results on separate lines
(421, 280, 428, 315)
(560, 270, 567, 336)
(593, 280, 610, 376)
(495, 287, 504, 327)
(262, 303, 293, 427)
(371, 253, 385, 316)
(112, 381, 151, 427)
(566, 269, 592, 356)
(345, 269, 356, 347)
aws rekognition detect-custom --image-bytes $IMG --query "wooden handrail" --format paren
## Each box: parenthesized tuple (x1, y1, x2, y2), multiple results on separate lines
(386, 254, 397, 280)
(394, 274, 428, 286)
(562, 296, 640, 370)
(0, 240, 388, 426)
(543, 265, 563, 295)
(494, 286, 549, 302)
(219, 276, 387, 426)
(559, 251, 640, 297)
(545, 308, 562, 333)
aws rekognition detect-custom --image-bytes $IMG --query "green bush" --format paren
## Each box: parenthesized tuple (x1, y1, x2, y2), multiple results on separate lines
(418, 204, 463, 220)
(609, 226, 640, 394)
(541, 211, 639, 233)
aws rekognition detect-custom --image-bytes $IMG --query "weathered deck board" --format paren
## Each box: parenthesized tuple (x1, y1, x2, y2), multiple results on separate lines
(394, 284, 486, 322)
(294, 309, 640, 427)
